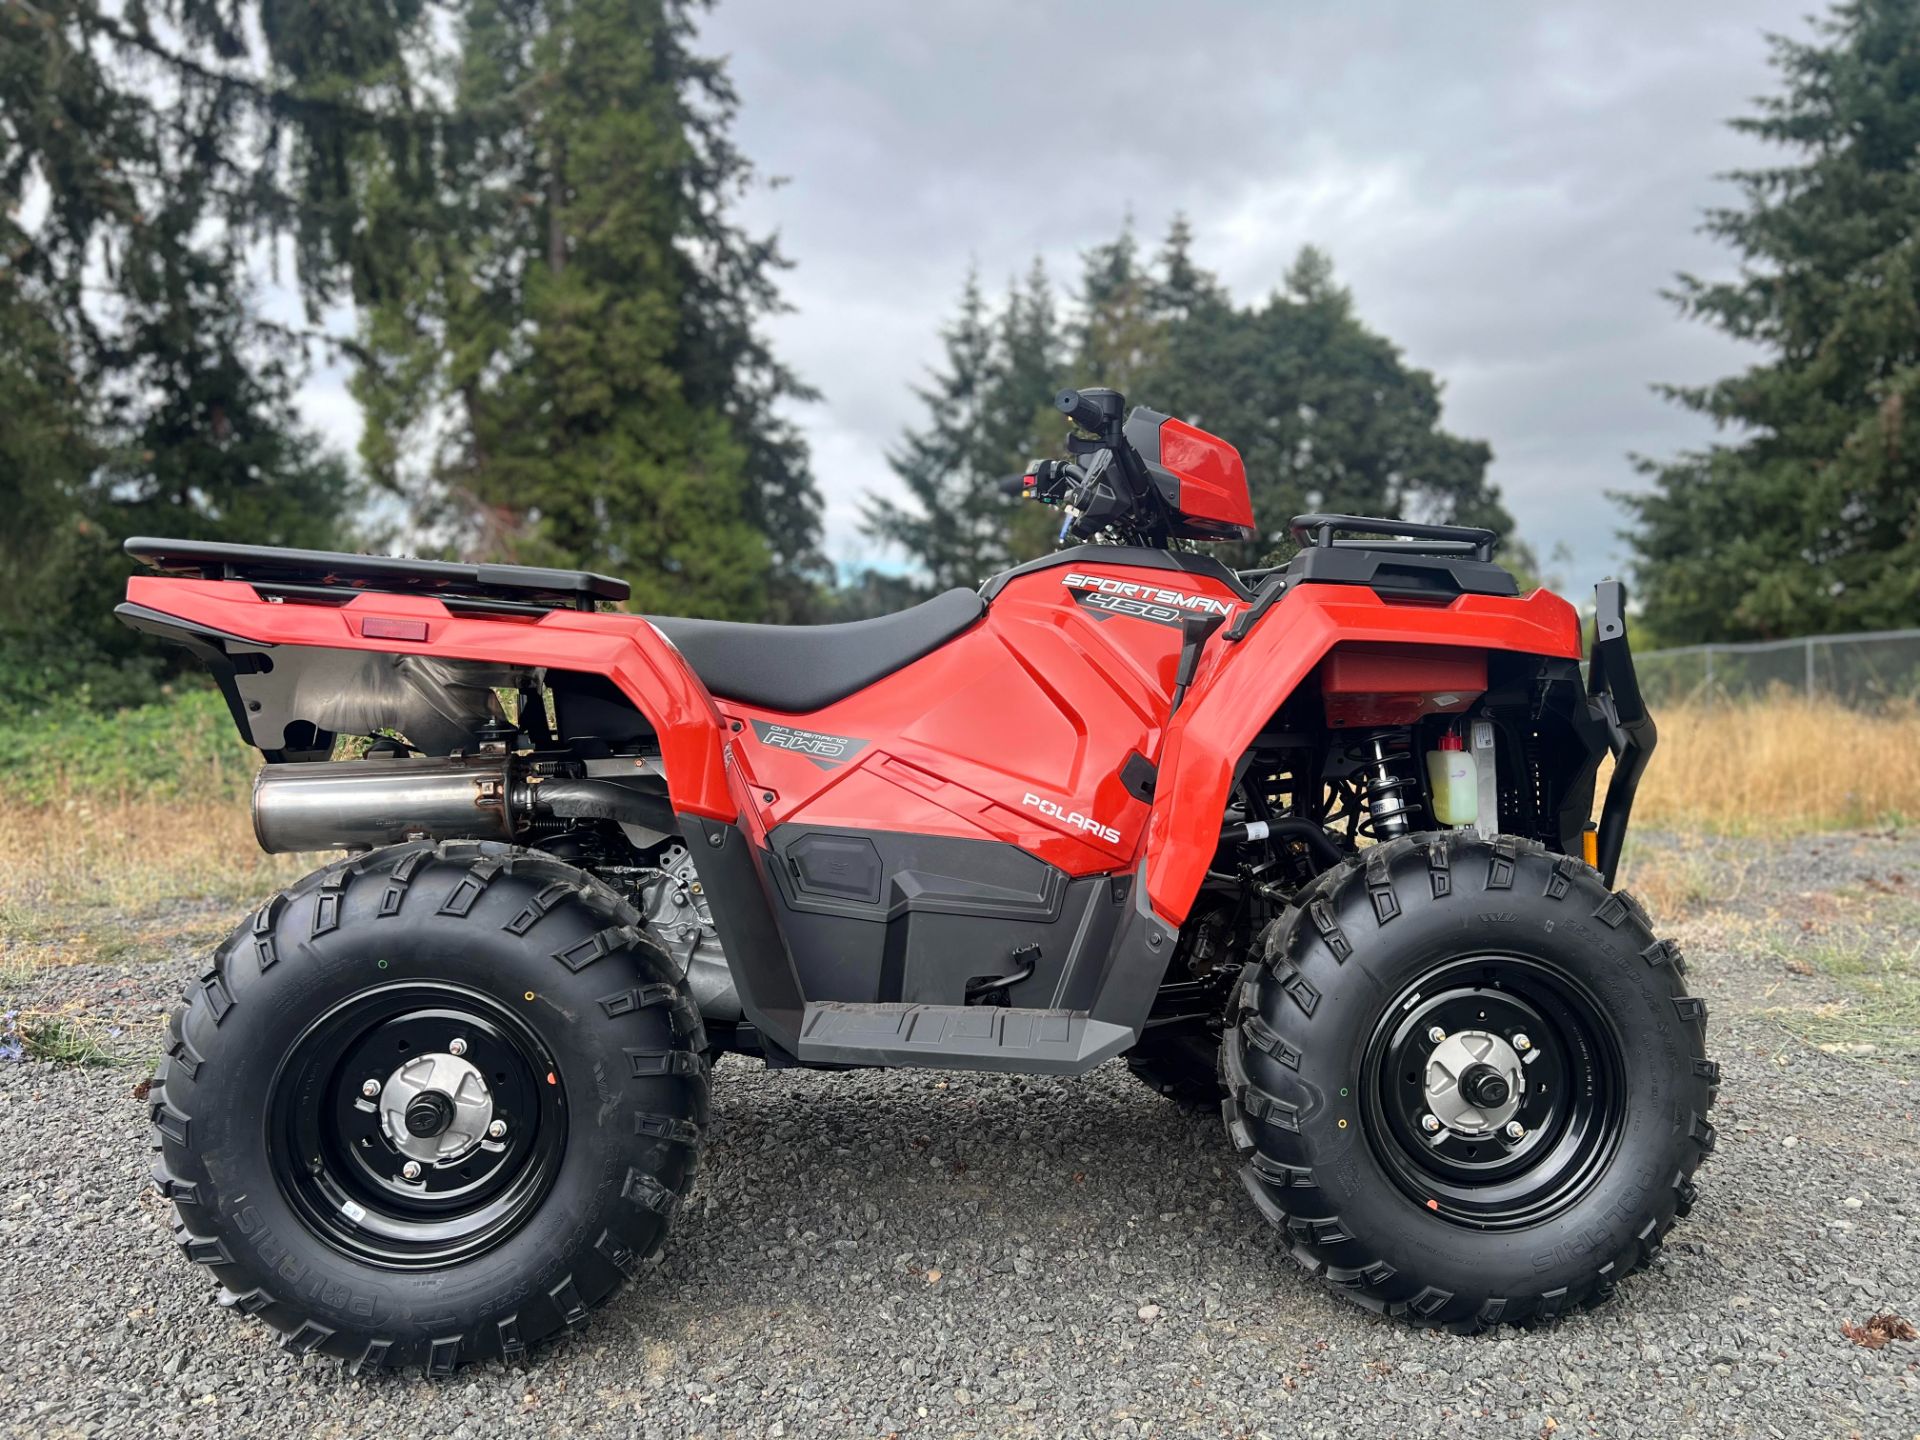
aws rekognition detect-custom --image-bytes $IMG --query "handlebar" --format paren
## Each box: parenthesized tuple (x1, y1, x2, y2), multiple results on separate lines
(1055, 387, 1123, 437)
(999, 384, 1172, 548)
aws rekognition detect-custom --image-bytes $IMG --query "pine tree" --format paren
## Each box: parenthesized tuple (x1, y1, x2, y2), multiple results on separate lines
(862, 271, 1014, 591)
(1073, 220, 1161, 393)
(0, 256, 111, 705)
(1623, 0, 1920, 642)
(1146, 213, 1222, 323)
(987, 261, 1071, 562)
(1, 1, 366, 692)
(1128, 236, 1510, 569)
(874, 221, 1513, 587)
(355, 0, 825, 620)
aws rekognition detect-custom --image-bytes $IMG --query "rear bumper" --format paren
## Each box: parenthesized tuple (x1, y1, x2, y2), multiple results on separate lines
(1586, 580, 1657, 887)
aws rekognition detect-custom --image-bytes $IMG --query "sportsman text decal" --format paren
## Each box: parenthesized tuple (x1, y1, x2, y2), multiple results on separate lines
(1062, 572, 1235, 630)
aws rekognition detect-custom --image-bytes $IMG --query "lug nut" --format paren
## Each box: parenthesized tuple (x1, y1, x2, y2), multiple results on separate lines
(448, 1037, 468, 1057)
(360, 1078, 380, 1098)
(1503, 1121, 1526, 1141)
(487, 1119, 507, 1140)
(1426, 1026, 1446, 1044)
(1421, 1114, 1442, 1133)
(401, 1161, 422, 1180)
(1513, 1033, 1532, 1052)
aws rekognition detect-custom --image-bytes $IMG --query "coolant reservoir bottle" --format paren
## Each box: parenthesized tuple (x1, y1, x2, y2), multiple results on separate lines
(1427, 732, 1478, 827)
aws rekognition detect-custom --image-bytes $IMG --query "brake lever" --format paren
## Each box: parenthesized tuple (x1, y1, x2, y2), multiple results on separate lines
(1058, 452, 1110, 541)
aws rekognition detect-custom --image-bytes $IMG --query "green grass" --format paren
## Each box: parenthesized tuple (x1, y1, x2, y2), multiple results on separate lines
(11, 1015, 126, 1068)
(1769, 933, 1920, 1068)
(0, 684, 252, 806)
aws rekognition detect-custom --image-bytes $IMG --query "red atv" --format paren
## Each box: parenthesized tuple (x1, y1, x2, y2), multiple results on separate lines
(122, 386, 1711, 1372)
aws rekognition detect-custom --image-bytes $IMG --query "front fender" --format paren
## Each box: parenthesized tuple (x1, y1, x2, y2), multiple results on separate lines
(1140, 583, 1584, 925)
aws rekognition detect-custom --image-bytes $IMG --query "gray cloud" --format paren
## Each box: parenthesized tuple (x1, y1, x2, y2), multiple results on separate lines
(693, 0, 1811, 589)
(290, 1, 1812, 593)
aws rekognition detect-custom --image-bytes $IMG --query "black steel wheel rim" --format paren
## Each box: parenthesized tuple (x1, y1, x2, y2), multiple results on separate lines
(1361, 955, 1624, 1230)
(268, 982, 568, 1267)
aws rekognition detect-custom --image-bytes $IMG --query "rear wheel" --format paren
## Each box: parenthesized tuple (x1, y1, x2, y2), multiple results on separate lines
(1222, 833, 1715, 1330)
(147, 841, 708, 1372)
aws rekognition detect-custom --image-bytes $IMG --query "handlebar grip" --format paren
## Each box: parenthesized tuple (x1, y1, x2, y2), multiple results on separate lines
(1055, 388, 1111, 434)
(996, 473, 1029, 497)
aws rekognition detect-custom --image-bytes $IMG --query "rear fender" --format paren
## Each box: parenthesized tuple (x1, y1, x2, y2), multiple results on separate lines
(119, 576, 738, 822)
(1140, 584, 1584, 925)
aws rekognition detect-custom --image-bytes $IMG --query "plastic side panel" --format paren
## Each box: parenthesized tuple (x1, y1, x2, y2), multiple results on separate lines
(1143, 585, 1583, 925)
(123, 576, 737, 821)
(719, 560, 1221, 875)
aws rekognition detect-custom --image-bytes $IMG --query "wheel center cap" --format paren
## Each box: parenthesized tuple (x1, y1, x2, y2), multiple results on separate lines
(378, 1052, 494, 1165)
(1460, 1063, 1512, 1109)
(404, 1090, 455, 1138)
(1424, 1029, 1525, 1135)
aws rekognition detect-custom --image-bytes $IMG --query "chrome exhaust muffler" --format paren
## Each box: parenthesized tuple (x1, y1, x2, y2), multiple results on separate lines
(253, 756, 679, 854)
(252, 756, 523, 853)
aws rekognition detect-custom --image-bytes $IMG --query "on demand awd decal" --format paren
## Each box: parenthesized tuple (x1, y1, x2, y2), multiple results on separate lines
(749, 720, 869, 769)
(1062, 572, 1235, 629)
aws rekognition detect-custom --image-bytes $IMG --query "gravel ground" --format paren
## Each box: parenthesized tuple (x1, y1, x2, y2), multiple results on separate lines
(2, 832, 1918, 1439)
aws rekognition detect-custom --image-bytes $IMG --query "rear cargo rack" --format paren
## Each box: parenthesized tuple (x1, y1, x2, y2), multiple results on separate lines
(1282, 513, 1517, 599)
(124, 537, 629, 614)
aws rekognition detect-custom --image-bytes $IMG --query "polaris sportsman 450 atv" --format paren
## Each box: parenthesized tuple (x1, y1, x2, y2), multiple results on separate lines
(121, 386, 1711, 1372)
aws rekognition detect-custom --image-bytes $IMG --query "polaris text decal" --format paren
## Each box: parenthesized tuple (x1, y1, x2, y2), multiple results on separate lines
(1063, 572, 1234, 630)
(750, 720, 869, 770)
(1022, 791, 1122, 844)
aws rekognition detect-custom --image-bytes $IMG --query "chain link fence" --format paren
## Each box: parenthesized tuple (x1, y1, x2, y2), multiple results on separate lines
(1633, 628, 1920, 709)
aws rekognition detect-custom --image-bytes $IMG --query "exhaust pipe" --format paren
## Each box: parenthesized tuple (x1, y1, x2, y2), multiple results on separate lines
(252, 757, 675, 853)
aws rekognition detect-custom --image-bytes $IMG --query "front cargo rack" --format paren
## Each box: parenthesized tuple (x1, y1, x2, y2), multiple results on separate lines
(1280, 512, 1517, 599)
(124, 537, 629, 615)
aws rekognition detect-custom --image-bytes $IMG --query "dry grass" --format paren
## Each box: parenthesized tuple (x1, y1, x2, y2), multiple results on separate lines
(1627, 696, 1920, 834)
(0, 797, 318, 980)
(0, 797, 312, 918)
(1619, 833, 1753, 918)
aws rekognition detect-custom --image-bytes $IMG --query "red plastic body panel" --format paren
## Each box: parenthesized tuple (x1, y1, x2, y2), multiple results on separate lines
(1143, 585, 1582, 924)
(124, 575, 740, 822)
(1157, 416, 1255, 535)
(1319, 642, 1488, 728)
(723, 559, 1234, 874)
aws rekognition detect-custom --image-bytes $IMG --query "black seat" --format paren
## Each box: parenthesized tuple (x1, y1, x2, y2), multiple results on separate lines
(647, 589, 986, 713)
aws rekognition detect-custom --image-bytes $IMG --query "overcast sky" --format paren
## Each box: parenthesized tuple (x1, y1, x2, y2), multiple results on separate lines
(296, 0, 1816, 591)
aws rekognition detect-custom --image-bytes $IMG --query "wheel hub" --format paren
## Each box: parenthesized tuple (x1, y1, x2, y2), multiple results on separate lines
(1362, 958, 1624, 1231)
(1424, 1029, 1524, 1135)
(378, 1051, 494, 1166)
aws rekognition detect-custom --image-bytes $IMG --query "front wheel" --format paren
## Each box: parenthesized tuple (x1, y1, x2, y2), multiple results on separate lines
(1222, 833, 1716, 1330)
(148, 842, 709, 1372)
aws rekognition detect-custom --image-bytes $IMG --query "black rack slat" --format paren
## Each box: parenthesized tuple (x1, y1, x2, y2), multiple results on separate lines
(1280, 513, 1516, 600)
(124, 537, 629, 611)
(1288, 513, 1498, 562)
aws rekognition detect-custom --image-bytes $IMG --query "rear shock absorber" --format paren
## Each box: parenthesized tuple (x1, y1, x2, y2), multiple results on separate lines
(1357, 728, 1424, 838)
